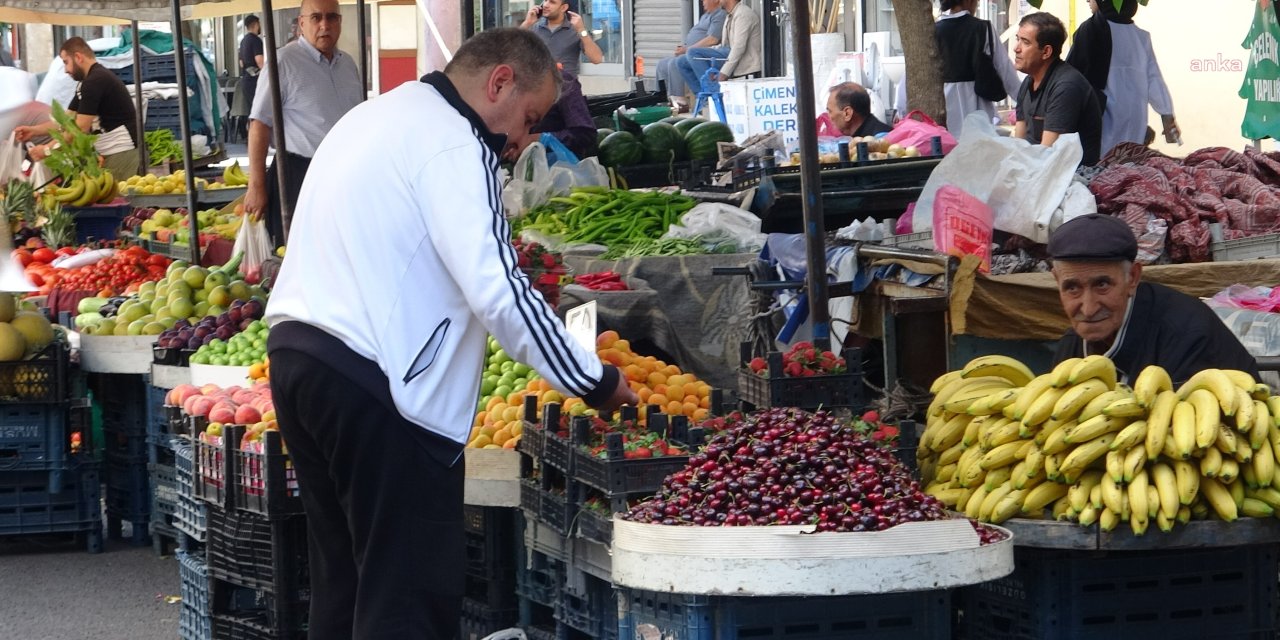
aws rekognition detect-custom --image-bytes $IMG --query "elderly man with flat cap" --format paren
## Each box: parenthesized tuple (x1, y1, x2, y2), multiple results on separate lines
(1048, 214, 1258, 385)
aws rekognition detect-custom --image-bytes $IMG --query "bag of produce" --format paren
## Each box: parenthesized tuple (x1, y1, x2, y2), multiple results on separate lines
(233, 215, 272, 285)
(932, 185, 993, 274)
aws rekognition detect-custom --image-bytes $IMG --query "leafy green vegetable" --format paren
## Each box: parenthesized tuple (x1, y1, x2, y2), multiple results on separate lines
(146, 129, 182, 166)
(599, 237, 718, 259)
(513, 187, 697, 247)
(43, 100, 100, 182)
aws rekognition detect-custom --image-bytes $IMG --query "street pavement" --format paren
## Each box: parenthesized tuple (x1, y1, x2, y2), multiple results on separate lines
(0, 527, 180, 640)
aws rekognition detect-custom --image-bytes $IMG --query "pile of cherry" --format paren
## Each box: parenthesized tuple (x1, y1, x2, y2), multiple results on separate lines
(625, 408, 1006, 543)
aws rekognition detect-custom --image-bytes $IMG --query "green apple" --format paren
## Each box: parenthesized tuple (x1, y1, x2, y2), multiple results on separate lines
(127, 319, 147, 336)
(167, 260, 189, 276)
(207, 285, 232, 308)
(228, 281, 251, 301)
(114, 320, 131, 336)
(194, 301, 210, 317)
(203, 271, 229, 291)
(169, 298, 195, 319)
(142, 322, 166, 335)
(182, 266, 208, 289)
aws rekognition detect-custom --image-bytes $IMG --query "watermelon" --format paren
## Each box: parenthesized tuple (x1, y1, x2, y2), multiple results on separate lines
(673, 117, 708, 137)
(659, 116, 684, 125)
(598, 131, 644, 168)
(685, 121, 735, 161)
(596, 128, 615, 145)
(640, 122, 686, 164)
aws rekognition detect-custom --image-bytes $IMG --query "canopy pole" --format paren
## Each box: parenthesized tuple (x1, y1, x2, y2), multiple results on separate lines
(129, 21, 149, 176)
(357, 0, 368, 100)
(260, 0, 292, 242)
(169, 2, 202, 265)
(788, 0, 830, 351)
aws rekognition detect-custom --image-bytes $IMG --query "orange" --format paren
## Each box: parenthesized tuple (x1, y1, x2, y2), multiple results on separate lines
(682, 401, 698, 416)
(699, 396, 710, 409)
(666, 400, 683, 416)
(596, 330, 620, 349)
(510, 422, 523, 436)
(648, 394, 668, 408)
(646, 371, 667, 387)
(663, 364, 680, 376)
(492, 428, 512, 446)
(666, 384, 685, 401)
(486, 396, 505, 412)
(474, 411, 487, 427)
(502, 405, 520, 423)
(503, 437, 518, 449)
(507, 391, 526, 407)
(600, 349, 625, 367)
(666, 374, 688, 388)
(637, 387, 653, 403)
(623, 364, 645, 381)
(693, 408, 709, 421)
(652, 384, 668, 397)
(614, 339, 631, 353)
(683, 394, 700, 406)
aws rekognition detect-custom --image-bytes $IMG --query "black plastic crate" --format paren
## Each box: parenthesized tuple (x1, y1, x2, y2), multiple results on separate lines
(519, 478, 574, 536)
(205, 504, 309, 596)
(0, 341, 69, 403)
(173, 436, 207, 541)
(956, 545, 1279, 640)
(737, 344, 866, 411)
(459, 597, 518, 640)
(614, 158, 715, 189)
(103, 427, 149, 463)
(111, 51, 197, 84)
(0, 462, 102, 552)
(557, 572, 617, 640)
(93, 373, 148, 435)
(150, 461, 178, 517)
(68, 204, 129, 242)
(210, 612, 306, 640)
(516, 547, 563, 608)
(0, 402, 77, 472)
(195, 426, 302, 518)
(464, 505, 518, 609)
(105, 455, 150, 519)
(576, 508, 613, 546)
(569, 410, 700, 496)
(620, 588, 950, 640)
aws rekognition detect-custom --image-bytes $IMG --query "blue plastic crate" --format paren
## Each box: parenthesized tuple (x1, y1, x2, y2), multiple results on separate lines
(0, 402, 74, 472)
(460, 597, 518, 640)
(173, 437, 207, 541)
(178, 550, 211, 616)
(105, 455, 150, 520)
(0, 462, 103, 552)
(110, 51, 198, 84)
(179, 603, 212, 640)
(957, 545, 1279, 640)
(150, 461, 178, 517)
(65, 204, 130, 242)
(145, 384, 172, 450)
(619, 588, 951, 640)
(557, 571, 617, 640)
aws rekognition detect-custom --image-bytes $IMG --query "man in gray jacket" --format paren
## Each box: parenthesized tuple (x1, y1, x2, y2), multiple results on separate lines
(675, 0, 761, 93)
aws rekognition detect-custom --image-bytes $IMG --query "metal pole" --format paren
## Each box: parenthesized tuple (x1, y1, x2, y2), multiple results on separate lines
(129, 22, 149, 175)
(357, 0, 369, 98)
(260, 0, 293, 242)
(169, 2, 202, 266)
(788, 0, 830, 351)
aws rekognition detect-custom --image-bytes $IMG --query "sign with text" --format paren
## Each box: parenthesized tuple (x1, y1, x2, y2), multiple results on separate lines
(564, 301, 598, 354)
(721, 78, 801, 147)
(1241, 0, 1280, 140)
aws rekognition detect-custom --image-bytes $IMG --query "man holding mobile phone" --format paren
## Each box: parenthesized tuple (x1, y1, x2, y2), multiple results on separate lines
(521, 0, 602, 77)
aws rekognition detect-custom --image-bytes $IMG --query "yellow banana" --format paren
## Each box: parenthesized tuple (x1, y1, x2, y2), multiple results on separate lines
(1049, 357, 1083, 388)
(1249, 486, 1280, 510)
(1069, 470, 1105, 513)
(1102, 397, 1145, 418)
(1052, 495, 1074, 521)
(1021, 481, 1070, 514)
(1122, 445, 1147, 484)
(979, 481, 1015, 521)
(929, 375, 1006, 416)
(1078, 503, 1100, 526)
(1060, 434, 1116, 483)
(1186, 388, 1221, 449)
(981, 418, 1023, 451)
(979, 441, 1025, 471)
(1236, 437, 1253, 464)
(1105, 449, 1125, 484)
(70, 172, 99, 207)
(1080, 389, 1133, 423)
(1045, 453, 1064, 481)
(962, 414, 985, 447)
(1177, 369, 1238, 416)
(943, 381, 1014, 414)
(1051, 378, 1110, 421)
(930, 412, 971, 452)
(931, 370, 964, 394)
(1234, 387, 1255, 432)
(1068, 355, 1117, 389)
(1179, 504, 1194, 524)
(1201, 477, 1238, 521)
(1243, 462, 1259, 489)
(1219, 458, 1240, 485)
(1151, 462, 1179, 519)
(1035, 418, 1072, 447)
(1222, 369, 1257, 390)
(964, 485, 990, 519)
(1021, 387, 1067, 427)
(1156, 509, 1175, 532)
(1022, 444, 1044, 478)
(1133, 365, 1172, 408)
(1110, 420, 1147, 452)
(937, 441, 966, 467)
(1268, 396, 1280, 427)
(1099, 506, 1120, 532)
(962, 355, 1035, 387)
(1172, 401, 1197, 458)
(967, 387, 1022, 416)
(935, 463, 959, 484)
(990, 488, 1026, 524)
(1174, 460, 1199, 505)
(1253, 440, 1276, 488)
(1009, 374, 1056, 421)
(1230, 477, 1246, 508)
(1128, 469, 1150, 532)
(1015, 465, 1046, 491)
(1216, 423, 1240, 457)
(1241, 497, 1275, 518)
(1250, 400, 1271, 450)
(1064, 414, 1127, 444)
(1252, 383, 1272, 401)
(1201, 446, 1223, 477)
(1090, 483, 1103, 509)
(983, 466, 1014, 492)
(928, 486, 967, 506)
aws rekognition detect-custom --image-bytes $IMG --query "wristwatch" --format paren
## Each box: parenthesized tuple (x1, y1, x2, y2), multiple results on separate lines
(579, 29, 589, 38)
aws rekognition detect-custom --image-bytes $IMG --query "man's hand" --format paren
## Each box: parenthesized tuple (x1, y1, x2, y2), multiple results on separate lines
(13, 126, 38, 143)
(675, 45, 687, 55)
(1161, 114, 1181, 144)
(568, 11, 586, 32)
(521, 5, 540, 28)
(28, 145, 49, 162)
(243, 182, 268, 221)
(593, 366, 640, 413)
(716, 72, 728, 82)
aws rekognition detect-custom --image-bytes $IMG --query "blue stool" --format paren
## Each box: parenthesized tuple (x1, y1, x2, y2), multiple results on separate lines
(691, 59, 728, 123)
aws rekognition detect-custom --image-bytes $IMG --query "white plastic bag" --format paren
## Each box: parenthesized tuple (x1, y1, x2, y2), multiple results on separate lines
(232, 215, 272, 285)
(663, 202, 767, 252)
(501, 142, 609, 218)
(913, 112, 1095, 243)
(0, 133, 24, 184)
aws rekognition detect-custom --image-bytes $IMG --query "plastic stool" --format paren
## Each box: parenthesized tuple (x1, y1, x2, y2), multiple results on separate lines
(691, 64, 727, 123)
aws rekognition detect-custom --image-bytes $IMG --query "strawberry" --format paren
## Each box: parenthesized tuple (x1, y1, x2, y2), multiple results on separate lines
(748, 357, 767, 374)
(861, 410, 880, 424)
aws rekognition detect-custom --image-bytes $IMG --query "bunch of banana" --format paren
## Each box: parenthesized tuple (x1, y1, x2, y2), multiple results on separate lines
(52, 171, 117, 207)
(221, 161, 248, 187)
(921, 357, 1280, 533)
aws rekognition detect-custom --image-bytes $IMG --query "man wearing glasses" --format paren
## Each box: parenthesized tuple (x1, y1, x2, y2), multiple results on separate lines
(245, 0, 362, 245)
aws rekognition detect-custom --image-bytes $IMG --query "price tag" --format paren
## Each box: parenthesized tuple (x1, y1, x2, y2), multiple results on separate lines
(564, 301, 597, 353)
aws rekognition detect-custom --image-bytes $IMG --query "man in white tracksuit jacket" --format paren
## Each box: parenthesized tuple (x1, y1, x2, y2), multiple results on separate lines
(265, 28, 636, 639)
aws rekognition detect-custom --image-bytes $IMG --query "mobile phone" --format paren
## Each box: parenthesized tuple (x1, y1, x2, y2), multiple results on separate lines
(534, 5, 543, 16)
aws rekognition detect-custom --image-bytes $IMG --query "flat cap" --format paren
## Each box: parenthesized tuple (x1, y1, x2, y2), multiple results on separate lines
(1048, 214, 1138, 262)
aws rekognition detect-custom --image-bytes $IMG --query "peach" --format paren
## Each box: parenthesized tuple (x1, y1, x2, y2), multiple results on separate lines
(185, 395, 216, 418)
(208, 402, 237, 424)
(200, 383, 222, 396)
(232, 389, 257, 406)
(234, 404, 262, 425)
(169, 384, 201, 407)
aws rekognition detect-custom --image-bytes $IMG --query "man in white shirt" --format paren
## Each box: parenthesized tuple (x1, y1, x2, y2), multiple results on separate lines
(675, 0, 761, 92)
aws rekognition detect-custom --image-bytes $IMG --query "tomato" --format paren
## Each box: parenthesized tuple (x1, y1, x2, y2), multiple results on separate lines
(31, 248, 55, 264)
(11, 249, 31, 268)
(147, 255, 168, 267)
(55, 247, 76, 258)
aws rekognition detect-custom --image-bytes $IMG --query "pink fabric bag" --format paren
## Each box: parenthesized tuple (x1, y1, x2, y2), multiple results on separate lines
(884, 110, 958, 154)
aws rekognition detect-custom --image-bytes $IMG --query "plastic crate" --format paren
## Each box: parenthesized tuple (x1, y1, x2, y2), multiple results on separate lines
(205, 504, 309, 595)
(569, 411, 699, 496)
(103, 427, 149, 462)
(516, 423, 572, 472)
(517, 547, 563, 609)
(65, 204, 130, 243)
(464, 505, 518, 608)
(0, 341, 70, 403)
(956, 545, 1279, 640)
(0, 402, 76, 472)
(194, 426, 302, 518)
(614, 105, 672, 128)
(178, 550, 211, 615)
(94, 373, 148, 435)
(557, 572, 617, 640)
(737, 344, 866, 411)
(519, 478, 574, 536)
(614, 159, 715, 190)
(0, 462, 103, 552)
(459, 597, 518, 640)
(576, 508, 612, 546)
(210, 612, 306, 640)
(150, 461, 179, 517)
(180, 602, 213, 640)
(1212, 232, 1280, 262)
(173, 436, 208, 541)
(145, 384, 173, 448)
(105, 455, 150, 520)
(110, 51, 198, 84)
(620, 587, 950, 640)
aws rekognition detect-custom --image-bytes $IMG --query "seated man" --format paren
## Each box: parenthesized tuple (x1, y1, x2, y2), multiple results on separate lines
(825, 82, 892, 137)
(1048, 214, 1258, 385)
(534, 71, 596, 160)
(675, 0, 760, 94)
(1013, 12, 1103, 166)
(655, 0, 727, 109)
